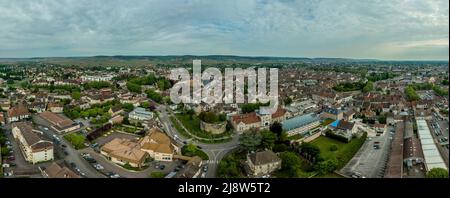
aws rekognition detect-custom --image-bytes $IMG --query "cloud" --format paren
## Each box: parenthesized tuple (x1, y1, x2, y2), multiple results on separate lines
(0, 0, 448, 60)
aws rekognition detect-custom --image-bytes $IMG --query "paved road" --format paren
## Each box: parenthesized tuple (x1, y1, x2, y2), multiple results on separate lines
(156, 105, 239, 178)
(32, 115, 106, 178)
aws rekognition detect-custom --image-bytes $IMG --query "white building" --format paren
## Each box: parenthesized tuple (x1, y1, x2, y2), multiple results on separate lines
(12, 122, 54, 164)
(416, 120, 447, 171)
(129, 107, 154, 121)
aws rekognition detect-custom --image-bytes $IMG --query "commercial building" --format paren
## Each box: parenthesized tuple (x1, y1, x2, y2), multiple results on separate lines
(139, 128, 180, 162)
(129, 107, 154, 121)
(101, 138, 149, 168)
(39, 111, 80, 133)
(282, 113, 320, 136)
(416, 120, 447, 171)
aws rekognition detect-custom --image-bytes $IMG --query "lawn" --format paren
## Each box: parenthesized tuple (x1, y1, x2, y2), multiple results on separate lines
(310, 134, 366, 169)
(181, 145, 209, 160)
(169, 116, 192, 138)
(175, 113, 232, 139)
(63, 133, 87, 150)
(150, 171, 166, 178)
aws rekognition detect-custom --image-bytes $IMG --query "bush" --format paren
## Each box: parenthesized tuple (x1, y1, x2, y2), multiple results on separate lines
(325, 130, 350, 143)
(150, 172, 166, 178)
(329, 144, 338, 151)
(64, 133, 87, 150)
(181, 144, 209, 160)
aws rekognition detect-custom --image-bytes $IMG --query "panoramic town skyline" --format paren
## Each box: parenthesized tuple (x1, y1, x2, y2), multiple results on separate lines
(0, 0, 448, 60)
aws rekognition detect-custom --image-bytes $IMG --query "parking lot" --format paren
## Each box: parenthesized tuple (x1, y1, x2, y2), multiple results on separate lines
(339, 126, 392, 178)
(78, 147, 182, 178)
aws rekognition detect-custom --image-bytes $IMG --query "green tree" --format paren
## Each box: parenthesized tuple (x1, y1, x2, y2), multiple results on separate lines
(127, 82, 141, 93)
(279, 152, 302, 177)
(260, 130, 277, 149)
(140, 101, 150, 108)
(363, 81, 374, 93)
(315, 159, 338, 174)
(426, 168, 449, 178)
(1, 147, 9, 156)
(239, 131, 262, 152)
(71, 91, 81, 100)
(299, 142, 321, 160)
(121, 103, 134, 112)
(270, 122, 283, 139)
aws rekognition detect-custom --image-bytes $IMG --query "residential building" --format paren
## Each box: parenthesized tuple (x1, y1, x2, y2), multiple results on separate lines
(7, 104, 30, 123)
(321, 107, 343, 120)
(11, 122, 54, 164)
(41, 162, 81, 178)
(245, 150, 281, 177)
(176, 156, 203, 178)
(47, 102, 63, 113)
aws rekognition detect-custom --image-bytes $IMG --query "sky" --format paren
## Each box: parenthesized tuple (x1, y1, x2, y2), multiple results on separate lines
(0, 0, 448, 60)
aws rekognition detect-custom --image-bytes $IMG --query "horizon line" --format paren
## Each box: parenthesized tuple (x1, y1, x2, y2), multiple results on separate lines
(0, 54, 448, 62)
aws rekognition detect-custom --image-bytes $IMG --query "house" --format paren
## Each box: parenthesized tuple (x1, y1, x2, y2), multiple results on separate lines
(101, 138, 149, 168)
(245, 150, 281, 177)
(11, 122, 54, 164)
(30, 101, 46, 113)
(373, 123, 387, 135)
(128, 107, 154, 121)
(47, 102, 63, 113)
(7, 104, 30, 123)
(282, 113, 320, 136)
(328, 119, 356, 141)
(321, 107, 343, 120)
(231, 112, 261, 133)
(175, 156, 203, 178)
(343, 109, 355, 121)
(109, 115, 124, 125)
(139, 128, 180, 162)
(39, 111, 80, 133)
(231, 107, 288, 133)
(0, 112, 5, 125)
(108, 106, 124, 117)
(42, 162, 81, 178)
(0, 98, 10, 111)
(312, 91, 336, 103)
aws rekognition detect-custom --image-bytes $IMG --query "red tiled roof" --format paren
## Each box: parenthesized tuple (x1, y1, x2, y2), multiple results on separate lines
(232, 112, 260, 124)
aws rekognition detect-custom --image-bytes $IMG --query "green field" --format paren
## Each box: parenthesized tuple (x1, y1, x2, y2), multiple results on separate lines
(310, 134, 366, 168)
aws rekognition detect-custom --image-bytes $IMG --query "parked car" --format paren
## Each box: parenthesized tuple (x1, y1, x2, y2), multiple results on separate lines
(69, 162, 76, 168)
(202, 165, 208, 172)
(63, 151, 69, 155)
(61, 144, 67, 148)
(159, 165, 165, 170)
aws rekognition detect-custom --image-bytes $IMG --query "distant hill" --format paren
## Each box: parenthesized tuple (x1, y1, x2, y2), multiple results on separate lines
(0, 55, 447, 66)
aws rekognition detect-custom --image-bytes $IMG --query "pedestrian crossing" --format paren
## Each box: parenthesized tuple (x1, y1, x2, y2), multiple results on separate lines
(205, 160, 219, 164)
